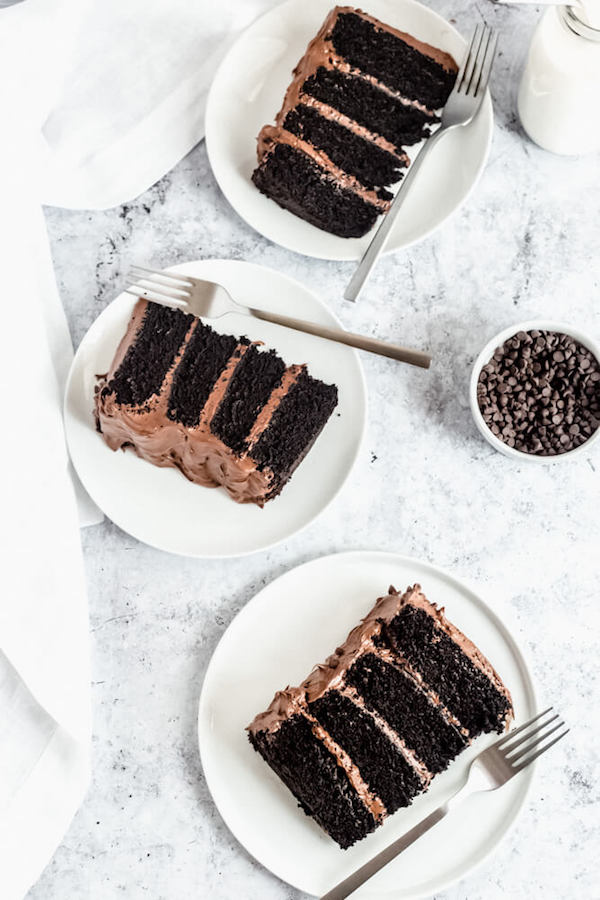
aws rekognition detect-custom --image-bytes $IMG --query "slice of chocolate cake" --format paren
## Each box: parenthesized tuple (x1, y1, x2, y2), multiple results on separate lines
(95, 299, 338, 506)
(252, 6, 458, 237)
(248, 585, 513, 848)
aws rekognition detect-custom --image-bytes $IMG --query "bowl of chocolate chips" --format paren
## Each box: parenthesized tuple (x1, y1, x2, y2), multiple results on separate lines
(470, 321, 600, 461)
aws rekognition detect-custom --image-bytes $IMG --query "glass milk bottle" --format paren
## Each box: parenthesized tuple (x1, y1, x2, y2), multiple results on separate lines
(518, 4, 600, 155)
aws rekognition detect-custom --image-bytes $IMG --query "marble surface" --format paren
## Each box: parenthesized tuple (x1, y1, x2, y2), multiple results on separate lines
(31, 2, 599, 897)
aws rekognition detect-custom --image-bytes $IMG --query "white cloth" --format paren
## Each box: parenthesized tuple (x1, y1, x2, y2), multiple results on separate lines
(0, 156, 92, 900)
(0, 7, 92, 896)
(0, 0, 278, 896)
(41, 0, 276, 210)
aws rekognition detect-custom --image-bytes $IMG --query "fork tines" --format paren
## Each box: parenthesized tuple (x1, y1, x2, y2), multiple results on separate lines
(499, 707, 569, 772)
(130, 265, 193, 290)
(456, 24, 498, 97)
(124, 265, 193, 305)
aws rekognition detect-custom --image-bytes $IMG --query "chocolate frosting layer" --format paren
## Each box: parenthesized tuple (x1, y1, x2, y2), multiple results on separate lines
(274, 6, 457, 133)
(248, 584, 513, 734)
(299, 96, 410, 161)
(249, 685, 387, 820)
(95, 299, 303, 506)
(339, 683, 432, 786)
(256, 6, 458, 211)
(385, 586, 514, 711)
(257, 126, 390, 211)
(306, 710, 386, 820)
(333, 6, 458, 72)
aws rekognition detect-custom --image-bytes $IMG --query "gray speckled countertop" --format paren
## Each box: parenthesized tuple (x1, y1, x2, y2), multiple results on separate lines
(30, 2, 599, 897)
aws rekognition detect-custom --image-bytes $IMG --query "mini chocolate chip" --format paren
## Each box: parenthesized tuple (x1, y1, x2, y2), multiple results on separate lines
(477, 328, 600, 456)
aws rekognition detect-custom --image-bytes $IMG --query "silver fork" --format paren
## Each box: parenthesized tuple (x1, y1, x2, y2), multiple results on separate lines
(321, 707, 568, 900)
(345, 25, 498, 303)
(123, 266, 432, 368)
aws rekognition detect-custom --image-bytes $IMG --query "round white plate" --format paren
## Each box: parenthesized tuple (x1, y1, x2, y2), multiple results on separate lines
(64, 260, 366, 558)
(198, 551, 536, 898)
(205, 0, 493, 261)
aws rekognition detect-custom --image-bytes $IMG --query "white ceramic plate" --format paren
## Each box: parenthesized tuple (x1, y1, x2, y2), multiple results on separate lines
(64, 260, 366, 557)
(205, 0, 493, 261)
(198, 551, 536, 898)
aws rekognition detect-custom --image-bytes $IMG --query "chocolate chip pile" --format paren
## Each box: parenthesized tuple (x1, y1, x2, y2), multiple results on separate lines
(477, 329, 600, 456)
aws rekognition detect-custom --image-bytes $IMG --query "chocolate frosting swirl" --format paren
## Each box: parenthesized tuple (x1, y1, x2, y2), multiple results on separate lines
(95, 299, 303, 506)
(248, 584, 513, 733)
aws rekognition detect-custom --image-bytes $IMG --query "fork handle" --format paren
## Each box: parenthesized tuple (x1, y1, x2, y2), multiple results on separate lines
(320, 803, 449, 900)
(344, 126, 448, 303)
(248, 308, 431, 368)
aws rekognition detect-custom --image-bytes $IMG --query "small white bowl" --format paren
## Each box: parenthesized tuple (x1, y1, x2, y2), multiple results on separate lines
(469, 320, 600, 463)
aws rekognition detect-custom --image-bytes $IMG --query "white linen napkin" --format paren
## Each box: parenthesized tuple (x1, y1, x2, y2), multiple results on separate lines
(41, 0, 278, 210)
(0, 7, 92, 895)
(1, 0, 280, 895)
(0, 153, 93, 900)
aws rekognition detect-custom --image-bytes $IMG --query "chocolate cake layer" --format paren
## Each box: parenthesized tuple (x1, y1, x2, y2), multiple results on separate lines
(95, 299, 338, 506)
(248, 584, 513, 848)
(329, 11, 457, 109)
(249, 713, 379, 849)
(309, 690, 423, 813)
(251, 368, 339, 496)
(283, 104, 407, 190)
(346, 652, 467, 774)
(252, 142, 383, 238)
(109, 302, 193, 407)
(167, 322, 240, 427)
(211, 345, 286, 453)
(382, 605, 513, 736)
(252, 6, 458, 237)
(302, 67, 437, 150)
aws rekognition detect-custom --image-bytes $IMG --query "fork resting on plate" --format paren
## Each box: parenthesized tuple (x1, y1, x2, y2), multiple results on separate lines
(124, 266, 431, 368)
(345, 25, 499, 302)
(321, 707, 568, 900)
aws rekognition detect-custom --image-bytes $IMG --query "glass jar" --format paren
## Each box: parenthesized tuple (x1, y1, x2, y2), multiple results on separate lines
(518, 5, 600, 155)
